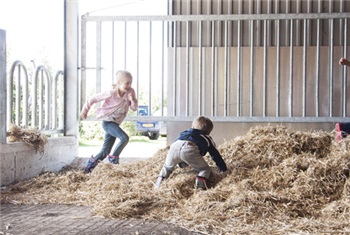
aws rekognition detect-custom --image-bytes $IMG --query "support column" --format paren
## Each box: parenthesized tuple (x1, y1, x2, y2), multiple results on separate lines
(64, 0, 79, 137)
(0, 29, 6, 144)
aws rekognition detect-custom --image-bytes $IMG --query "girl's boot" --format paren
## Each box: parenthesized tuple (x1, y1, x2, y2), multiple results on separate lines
(84, 156, 97, 173)
(108, 155, 119, 164)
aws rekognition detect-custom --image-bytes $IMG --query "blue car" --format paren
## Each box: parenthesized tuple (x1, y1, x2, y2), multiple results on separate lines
(136, 105, 160, 140)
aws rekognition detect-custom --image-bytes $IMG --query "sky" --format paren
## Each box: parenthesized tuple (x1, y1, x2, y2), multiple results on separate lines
(0, 0, 167, 71)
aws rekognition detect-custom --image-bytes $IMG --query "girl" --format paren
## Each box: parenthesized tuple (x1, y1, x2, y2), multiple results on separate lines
(80, 70, 138, 173)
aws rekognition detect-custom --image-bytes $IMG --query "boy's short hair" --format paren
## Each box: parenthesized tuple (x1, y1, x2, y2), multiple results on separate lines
(192, 116, 213, 134)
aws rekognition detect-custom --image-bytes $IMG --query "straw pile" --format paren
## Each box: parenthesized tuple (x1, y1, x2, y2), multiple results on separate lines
(1, 125, 349, 234)
(7, 124, 48, 153)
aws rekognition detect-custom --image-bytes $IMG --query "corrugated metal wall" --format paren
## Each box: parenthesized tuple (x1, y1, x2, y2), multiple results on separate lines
(169, 0, 349, 47)
(165, 0, 350, 122)
(80, 1, 350, 123)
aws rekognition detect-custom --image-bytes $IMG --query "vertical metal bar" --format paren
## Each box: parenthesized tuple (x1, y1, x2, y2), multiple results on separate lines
(136, 21, 140, 104)
(39, 70, 43, 129)
(148, 21, 152, 113)
(302, 19, 307, 117)
(289, 20, 294, 117)
(275, 0, 281, 116)
(0, 29, 6, 143)
(224, 20, 228, 117)
(342, 19, 348, 117)
(211, 20, 215, 116)
(53, 71, 63, 130)
(112, 22, 115, 83)
(263, 20, 267, 117)
(173, 21, 177, 116)
(161, 21, 165, 115)
(285, 0, 290, 46)
(296, 0, 301, 46)
(15, 67, 20, 125)
(57, 71, 64, 129)
(339, 0, 344, 46)
(7, 65, 13, 128)
(32, 69, 37, 128)
(249, 19, 254, 116)
(317, 0, 323, 46)
(307, 0, 312, 46)
(45, 70, 51, 129)
(227, 0, 232, 46)
(186, 21, 190, 116)
(266, 0, 271, 46)
(23, 67, 28, 127)
(80, 15, 87, 111)
(206, 0, 212, 45)
(226, 20, 231, 116)
(329, 18, 334, 117)
(256, 0, 261, 46)
(198, 20, 203, 115)
(53, 71, 57, 129)
(237, 18, 242, 116)
(316, 18, 320, 117)
(96, 22, 102, 94)
(124, 21, 127, 69)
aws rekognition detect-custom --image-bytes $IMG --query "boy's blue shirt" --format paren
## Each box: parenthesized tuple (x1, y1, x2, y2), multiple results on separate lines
(177, 128, 227, 172)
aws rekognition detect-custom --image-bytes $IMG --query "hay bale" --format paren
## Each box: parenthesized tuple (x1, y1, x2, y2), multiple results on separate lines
(7, 124, 48, 153)
(1, 125, 349, 234)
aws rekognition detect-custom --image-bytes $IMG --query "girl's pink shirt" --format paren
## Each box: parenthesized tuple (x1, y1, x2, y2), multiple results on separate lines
(81, 88, 138, 124)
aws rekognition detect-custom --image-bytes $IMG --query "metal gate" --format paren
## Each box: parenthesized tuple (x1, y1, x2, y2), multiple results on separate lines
(80, 12, 350, 124)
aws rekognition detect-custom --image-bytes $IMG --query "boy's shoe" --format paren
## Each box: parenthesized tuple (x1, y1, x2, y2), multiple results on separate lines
(154, 176, 164, 188)
(108, 155, 119, 164)
(195, 176, 208, 190)
(178, 162, 188, 168)
(84, 156, 96, 174)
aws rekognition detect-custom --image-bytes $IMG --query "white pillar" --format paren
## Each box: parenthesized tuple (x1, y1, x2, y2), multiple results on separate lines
(64, 0, 79, 137)
(0, 29, 6, 144)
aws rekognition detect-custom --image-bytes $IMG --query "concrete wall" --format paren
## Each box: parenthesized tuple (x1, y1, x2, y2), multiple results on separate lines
(0, 137, 78, 186)
(166, 122, 337, 146)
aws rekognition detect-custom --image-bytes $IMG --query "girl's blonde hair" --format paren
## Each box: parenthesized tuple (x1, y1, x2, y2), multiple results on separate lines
(112, 70, 133, 88)
(192, 116, 213, 134)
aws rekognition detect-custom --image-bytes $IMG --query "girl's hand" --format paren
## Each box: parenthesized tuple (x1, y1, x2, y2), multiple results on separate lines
(80, 113, 87, 120)
(129, 90, 137, 102)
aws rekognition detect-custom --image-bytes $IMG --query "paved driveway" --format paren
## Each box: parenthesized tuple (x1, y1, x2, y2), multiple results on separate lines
(0, 204, 203, 235)
(76, 139, 167, 166)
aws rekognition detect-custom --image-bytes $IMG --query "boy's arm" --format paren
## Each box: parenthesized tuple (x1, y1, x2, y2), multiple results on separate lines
(209, 146, 227, 172)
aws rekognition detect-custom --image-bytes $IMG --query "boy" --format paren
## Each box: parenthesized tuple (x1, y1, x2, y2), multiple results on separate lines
(155, 116, 227, 190)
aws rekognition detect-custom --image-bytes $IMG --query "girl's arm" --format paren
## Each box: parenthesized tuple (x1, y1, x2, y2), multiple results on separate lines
(128, 88, 138, 111)
(80, 90, 113, 119)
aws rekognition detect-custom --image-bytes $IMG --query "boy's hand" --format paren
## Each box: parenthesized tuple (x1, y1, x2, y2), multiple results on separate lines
(220, 170, 229, 177)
